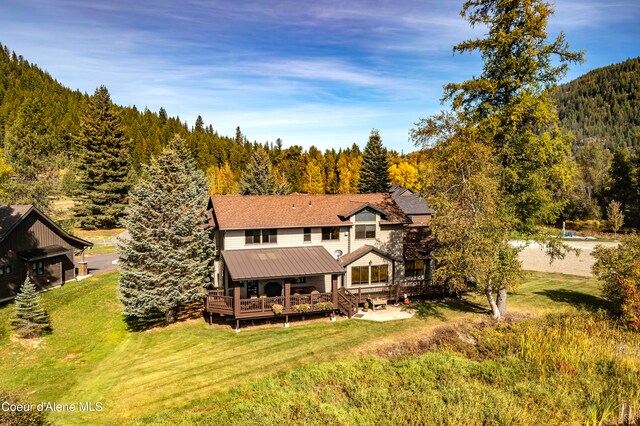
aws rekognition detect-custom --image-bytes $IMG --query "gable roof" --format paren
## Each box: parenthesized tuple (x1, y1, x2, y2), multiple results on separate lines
(338, 244, 398, 266)
(209, 194, 409, 230)
(389, 187, 435, 216)
(0, 205, 93, 249)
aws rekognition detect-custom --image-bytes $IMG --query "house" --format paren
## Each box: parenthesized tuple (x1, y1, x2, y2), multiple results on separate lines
(205, 193, 437, 327)
(0, 205, 93, 302)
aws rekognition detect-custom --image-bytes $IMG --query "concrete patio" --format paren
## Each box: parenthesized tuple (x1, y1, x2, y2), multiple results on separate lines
(351, 304, 416, 322)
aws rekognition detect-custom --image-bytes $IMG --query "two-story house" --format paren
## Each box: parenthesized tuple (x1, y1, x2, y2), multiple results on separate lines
(205, 193, 434, 327)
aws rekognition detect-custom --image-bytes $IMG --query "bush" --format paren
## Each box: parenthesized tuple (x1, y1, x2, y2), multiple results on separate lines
(593, 236, 640, 330)
(291, 304, 310, 313)
(314, 301, 334, 311)
(271, 304, 283, 315)
(0, 389, 49, 425)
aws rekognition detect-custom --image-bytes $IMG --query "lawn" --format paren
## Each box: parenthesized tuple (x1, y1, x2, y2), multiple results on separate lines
(0, 271, 610, 425)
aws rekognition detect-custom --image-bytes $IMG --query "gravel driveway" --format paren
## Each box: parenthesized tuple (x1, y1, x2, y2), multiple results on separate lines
(516, 240, 619, 277)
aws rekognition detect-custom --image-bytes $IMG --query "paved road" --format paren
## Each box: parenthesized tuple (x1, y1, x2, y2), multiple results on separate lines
(515, 240, 620, 277)
(77, 253, 119, 275)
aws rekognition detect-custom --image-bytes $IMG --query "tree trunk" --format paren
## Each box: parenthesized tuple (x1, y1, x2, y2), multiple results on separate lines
(485, 282, 501, 321)
(497, 284, 507, 317)
(165, 307, 177, 324)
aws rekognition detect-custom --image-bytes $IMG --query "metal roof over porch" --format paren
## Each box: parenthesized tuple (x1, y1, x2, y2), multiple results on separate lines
(221, 246, 346, 281)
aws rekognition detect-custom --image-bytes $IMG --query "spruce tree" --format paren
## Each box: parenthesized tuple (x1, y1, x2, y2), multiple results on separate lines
(358, 129, 390, 193)
(4, 97, 54, 210)
(238, 148, 281, 195)
(74, 86, 131, 229)
(118, 135, 214, 326)
(10, 277, 51, 338)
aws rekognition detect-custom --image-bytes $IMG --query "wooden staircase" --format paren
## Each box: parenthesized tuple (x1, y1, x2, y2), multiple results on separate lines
(336, 287, 358, 318)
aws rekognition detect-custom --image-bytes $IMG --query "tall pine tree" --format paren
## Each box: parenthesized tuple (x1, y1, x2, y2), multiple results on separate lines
(74, 86, 131, 229)
(10, 276, 51, 338)
(358, 129, 390, 193)
(118, 135, 214, 326)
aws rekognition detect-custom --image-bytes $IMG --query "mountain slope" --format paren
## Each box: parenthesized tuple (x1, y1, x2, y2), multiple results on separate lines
(555, 56, 640, 149)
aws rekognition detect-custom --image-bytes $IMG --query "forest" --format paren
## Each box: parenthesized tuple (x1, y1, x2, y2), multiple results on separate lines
(0, 42, 638, 229)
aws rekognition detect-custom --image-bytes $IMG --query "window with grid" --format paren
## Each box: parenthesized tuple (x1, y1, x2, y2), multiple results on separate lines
(351, 266, 368, 284)
(32, 261, 44, 277)
(303, 227, 311, 242)
(371, 265, 388, 283)
(321, 227, 340, 241)
(245, 229, 277, 244)
(405, 259, 425, 278)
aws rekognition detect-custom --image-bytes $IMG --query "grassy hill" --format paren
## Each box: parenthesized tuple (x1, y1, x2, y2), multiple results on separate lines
(0, 271, 637, 425)
(556, 56, 640, 150)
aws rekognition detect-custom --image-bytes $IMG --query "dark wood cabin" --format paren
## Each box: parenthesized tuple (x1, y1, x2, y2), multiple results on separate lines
(0, 205, 92, 301)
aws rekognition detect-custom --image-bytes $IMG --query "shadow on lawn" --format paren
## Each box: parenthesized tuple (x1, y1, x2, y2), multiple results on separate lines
(533, 289, 613, 313)
(414, 297, 488, 320)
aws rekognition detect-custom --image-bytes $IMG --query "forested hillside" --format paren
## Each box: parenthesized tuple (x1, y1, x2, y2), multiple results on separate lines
(0, 43, 423, 205)
(556, 56, 640, 150)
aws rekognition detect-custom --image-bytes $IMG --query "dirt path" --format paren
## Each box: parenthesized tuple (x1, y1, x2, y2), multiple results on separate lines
(516, 240, 619, 277)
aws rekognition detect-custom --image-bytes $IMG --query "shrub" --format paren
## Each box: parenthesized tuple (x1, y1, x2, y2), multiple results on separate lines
(291, 304, 310, 313)
(271, 304, 284, 315)
(10, 277, 51, 338)
(593, 236, 640, 330)
(314, 301, 334, 311)
(0, 389, 49, 425)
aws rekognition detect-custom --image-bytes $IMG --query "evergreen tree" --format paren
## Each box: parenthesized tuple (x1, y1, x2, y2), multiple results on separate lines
(358, 129, 390, 193)
(238, 148, 280, 195)
(118, 135, 214, 326)
(74, 86, 131, 229)
(10, 277, 51, 338)
(4, 97, 54, 210)
(195, 115, 204, 133)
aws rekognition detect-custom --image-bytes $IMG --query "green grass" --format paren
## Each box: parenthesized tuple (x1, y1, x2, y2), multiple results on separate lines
(85, 243, 117, 255)
(0, 271, 613, 425)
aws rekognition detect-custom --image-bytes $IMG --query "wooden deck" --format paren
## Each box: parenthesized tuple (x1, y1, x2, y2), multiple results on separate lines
(205, 280, 446, 322)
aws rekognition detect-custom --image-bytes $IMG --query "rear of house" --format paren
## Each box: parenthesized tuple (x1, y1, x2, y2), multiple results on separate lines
(205, 193, 437, 323)
(0, 205, 92, 301)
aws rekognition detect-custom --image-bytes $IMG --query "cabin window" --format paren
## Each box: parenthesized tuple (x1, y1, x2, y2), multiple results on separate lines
(355, 210, 376, 222)
(245, 229, 277, 245)
(32, 261, 44, 277)
(351, 266, 368, 284)
(303, 227, 311, 242)
(321, 227, 340, 241)
(405, 259, 425, 278)
(371, 265, 388, 283)
(0, 265, 7, 276)
(355, 224, 376, 239)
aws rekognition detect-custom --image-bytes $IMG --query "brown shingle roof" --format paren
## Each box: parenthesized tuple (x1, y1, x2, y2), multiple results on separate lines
(209, 194, 409, 230)
(221, 246, 345, 280)
(337, 244, 397, 266)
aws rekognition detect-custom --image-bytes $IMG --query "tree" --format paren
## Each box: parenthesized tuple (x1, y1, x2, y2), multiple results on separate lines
(388, 161, 421, 192)
(3, 98, 54, 210)
(302, 161, 325, 194)
(606, 200, 624, 236)
(74, 86, 131, 229)
(421, 115, 521, 320)
(358, 129, 390, 193)
(207, 162, 237, 194)
(441, 0, 584, 232)
(238, 148, 282, 195)
(10, 276, 51, 338)
(118, 135, 214, 326)
(412, 0, 582, 319)
(593, 237, 640, 330)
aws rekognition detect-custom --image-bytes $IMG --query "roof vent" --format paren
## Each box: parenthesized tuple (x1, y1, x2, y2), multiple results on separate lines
(292, 204, 296, 209)
(308, 201, 312, 207)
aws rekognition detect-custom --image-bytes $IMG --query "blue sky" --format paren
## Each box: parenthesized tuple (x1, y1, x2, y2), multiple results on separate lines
(1, 1, 639, 152)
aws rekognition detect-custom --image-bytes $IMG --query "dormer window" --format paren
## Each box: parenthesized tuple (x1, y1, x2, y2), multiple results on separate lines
(355, 210, 376, 222)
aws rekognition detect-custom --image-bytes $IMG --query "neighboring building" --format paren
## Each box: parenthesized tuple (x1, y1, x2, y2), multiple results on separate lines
(389, 184, 435, 226)
(205, 193, 436, 325)
(0, 205, 93, 301)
